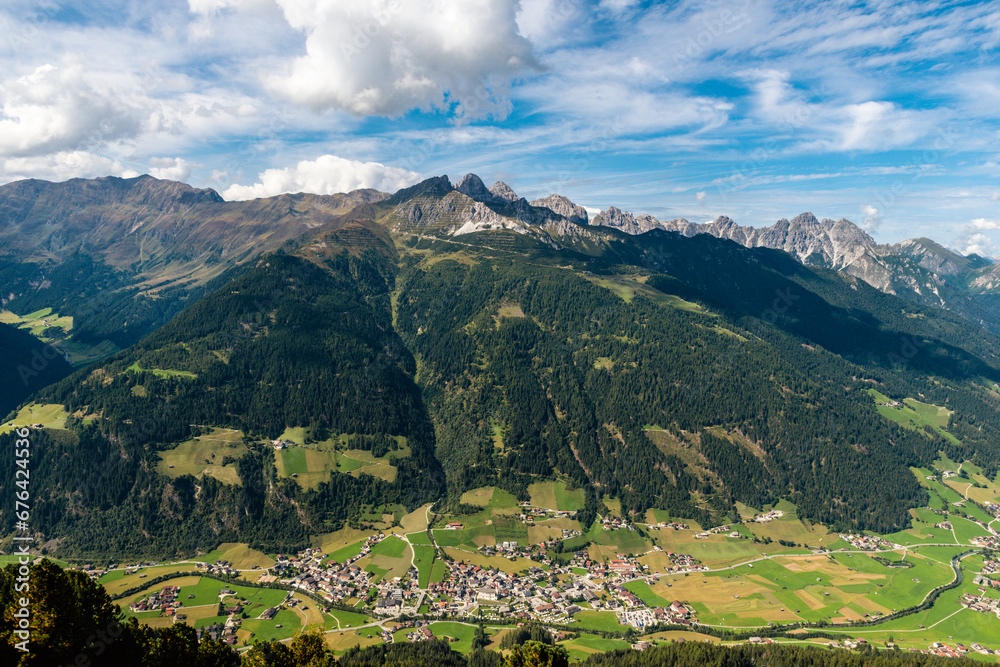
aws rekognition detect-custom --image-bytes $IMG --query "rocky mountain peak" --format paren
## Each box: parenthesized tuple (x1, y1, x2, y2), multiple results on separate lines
(489, 181, 520, 203)
(455, 173, 494, 202)
(529, 194, 588, 225)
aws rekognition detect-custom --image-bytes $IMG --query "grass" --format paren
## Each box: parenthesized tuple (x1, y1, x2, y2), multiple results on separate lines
(338, 448, 399, 483)
(430, 559, 448, 584)
(572, 610, 624, 632)
(326, 607, 371, 629)
(427, 622, 481, 653)
(330, 539, 368, 564)
(198, 543, 275, 570)
(412, 545, 436, 588)
(442, 548, 534, 574)
(312, 526, 374, 554)
(125, 361, 197, 380)
(242, 608, 302, 643)
(561, 635, 632, 662)
(325, 631, 382, 655)
(867, 389, 959, 445)
(101, 564, 200, 597)
(623, 580, 671, 607)
(274, 446, 338, 489)
(580, 274, 707, 314)
(370, 536, 408, 559)
(434, 524, 496, 549)
(1, 403, 69, 431)
(528, 481, 585, 511)
(156, 428, 247, 485)
(400, 504, 433, 533)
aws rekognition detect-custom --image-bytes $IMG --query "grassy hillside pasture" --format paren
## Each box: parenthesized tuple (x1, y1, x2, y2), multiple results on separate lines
(274, 446, 338, 489)
(156, 428, 248, 485)
(528, 481, 585, 511)
(867, 389, 958, 445)
(2, 403, 69, 431)
(198, 542, 275, 570)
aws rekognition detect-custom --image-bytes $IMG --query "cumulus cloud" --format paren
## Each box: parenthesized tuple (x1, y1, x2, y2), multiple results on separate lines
(953, 218, 1000, 257)
(221, 154, 421, 200)
(970, 217, 1000, 231)
(744, 69, 937, 153)
(860, 204, 882, 233)
(1, 151, 139, 183)
(0, 63, 144, 157)
(260, 0, 540, 118)
(147, 157, 197, 181)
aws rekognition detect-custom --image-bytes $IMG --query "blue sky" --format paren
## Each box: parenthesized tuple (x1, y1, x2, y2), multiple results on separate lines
(1, 0, 999, 253)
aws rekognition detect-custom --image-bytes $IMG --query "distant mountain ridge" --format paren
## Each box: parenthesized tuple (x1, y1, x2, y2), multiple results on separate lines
(2, 170, 1000, 385)
(7, 170, 1000, 558)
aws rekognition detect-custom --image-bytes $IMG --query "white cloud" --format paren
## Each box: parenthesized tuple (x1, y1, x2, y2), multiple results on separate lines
(958, 232, 995, 257)
(860, 204, 882, 233)
(261, 0, 540, 118)
(1, 151, 139, 183)
(743, 69, 938, 153)
(0, 63, 144, 157)
(970, 217, 1000, 231)
(147, 157, 197, 181)
(953, 218, 1000, 257)
(221, 154, 421, 200)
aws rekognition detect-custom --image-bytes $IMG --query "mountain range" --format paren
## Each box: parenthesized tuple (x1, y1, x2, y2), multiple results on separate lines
(2, 173, 1000, 558)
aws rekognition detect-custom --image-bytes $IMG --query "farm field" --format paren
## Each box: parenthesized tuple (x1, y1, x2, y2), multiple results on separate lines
(646, 547, 957, 627)
(274, 446, 338, 489)
(156, 428, 248, 485)
(100, 564, 200, 597)
(313, 526, 374, 554)
(560, 634, 632, 662)
(339, 448, 400, 482)
(412, 544, 436, 588)
(126, 361, 197, 380)
(325, 630, 382, 655)
(528, 481, 585, 511)
(822, 573, 1000, 654)
(2, 403, 69, 431)
(198, 543, 275, 570)
(867, 389, 958, 445)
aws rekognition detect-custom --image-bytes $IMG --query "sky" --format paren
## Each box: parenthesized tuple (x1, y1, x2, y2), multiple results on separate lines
(1, 0, 999, 253)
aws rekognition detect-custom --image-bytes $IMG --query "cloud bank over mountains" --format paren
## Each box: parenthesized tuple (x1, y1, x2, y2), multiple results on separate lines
(0, 0, 998, 249)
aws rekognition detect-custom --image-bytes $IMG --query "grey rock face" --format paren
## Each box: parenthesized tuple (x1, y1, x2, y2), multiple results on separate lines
(529, 194, 589, 225)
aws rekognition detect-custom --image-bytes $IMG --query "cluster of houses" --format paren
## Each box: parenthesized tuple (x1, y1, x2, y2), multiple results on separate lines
(839, 534, 894, 550)
(196, 621, 240, 646)
(694, 524, 742, 540)
(752, 510, 785, 523)
(519, 504, 578, 522)
(129, 585, 182, 614)
(960, 584, 1000, 618)
(971, 534, 1000, 549)
(397, 622, 437, 643)
(660, 552, 705, 573)
(195, 559, 240, 577)
(601, 517, 635, 531)
(615, 599, 695, 629)
(647, 521, 689, 531)
(271, 544, 379, 604)
(373, 576, 423, 615)
(927, 642, 969, 658)
(271, 439, 296, 450)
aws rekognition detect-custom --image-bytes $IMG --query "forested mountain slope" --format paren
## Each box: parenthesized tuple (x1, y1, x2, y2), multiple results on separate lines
(3, 175, 1000, 557)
